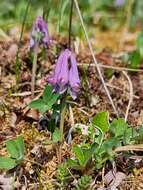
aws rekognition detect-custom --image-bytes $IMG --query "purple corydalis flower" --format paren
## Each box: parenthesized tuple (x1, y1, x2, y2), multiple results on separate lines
(48, 49, 80, 99)
(30, 16, 50, 48)
(115, 0, 125, 7)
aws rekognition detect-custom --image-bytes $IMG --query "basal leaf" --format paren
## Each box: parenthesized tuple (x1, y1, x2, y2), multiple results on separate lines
(52, 128, 61, 143)
(83, 143, 97, 165)
(15, 136, 24, 160)
(0, 156, 17, 170)
(67, 159, 82, 170)
(29, 99, 44, 110)
(92, 112, 110, 133)
(43, 85, 53, 102)
(6, 136, 24, 161)
(73, 146, 85, 166)
(136, 32, 143, 57)
(6, 140, 19, 159)
(29, 99, 51, 113)
(110, 118, 128, 138)
(47, 93, 60, 108)
(129, 50, 141, 69)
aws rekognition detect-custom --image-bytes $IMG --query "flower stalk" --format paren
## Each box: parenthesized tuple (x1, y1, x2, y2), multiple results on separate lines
(60, 97, 67, 141)
(31, 43, 38, 99)
(30, 16, 51, 99)
(59, 0, 74, 142)
(68, 0, 74, 49)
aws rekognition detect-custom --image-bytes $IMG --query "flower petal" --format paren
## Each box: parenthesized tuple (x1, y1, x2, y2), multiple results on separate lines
(69, 53, 80, 99)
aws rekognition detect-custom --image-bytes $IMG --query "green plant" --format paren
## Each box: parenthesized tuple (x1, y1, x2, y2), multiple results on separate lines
(91, 112, 143, 169)
(123, 31, 143, 69)
(56, 162, 70, 187)
(73, 175, 92, 190)
(68, 111, 143, 171)
(68, 143, 96, 172)
(0, 136, 24, 170)
(29, 85, 60, 114)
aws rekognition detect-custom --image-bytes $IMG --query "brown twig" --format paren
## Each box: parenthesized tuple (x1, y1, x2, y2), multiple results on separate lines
(115, 144, 143, 152)
(122, 71, 133, 122)
(11, 90, 41, 97)
(74, 0, 118, 116)
(78, 63, 143, 72)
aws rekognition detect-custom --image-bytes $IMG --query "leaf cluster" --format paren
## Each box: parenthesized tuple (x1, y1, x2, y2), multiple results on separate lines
(0, 136, 24, 170)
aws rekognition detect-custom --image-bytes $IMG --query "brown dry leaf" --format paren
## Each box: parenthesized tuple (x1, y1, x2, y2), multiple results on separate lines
(7, 44, 18, 59)
(26, 109, 39, 120)
(104, 171, 126, 190)
(46, 156, 58, 179)
(10, 112, 17, 128)
(0, 174, 15, 190)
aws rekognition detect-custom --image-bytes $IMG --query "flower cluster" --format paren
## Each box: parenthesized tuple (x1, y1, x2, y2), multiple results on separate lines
(30, 17, 80, 99)
(30, 16, 50, 48)
(48, 49, 80, 99)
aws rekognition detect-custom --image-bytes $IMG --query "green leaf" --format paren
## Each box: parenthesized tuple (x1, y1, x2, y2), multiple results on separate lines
(73, 145, 85, 166)
(43, 85, 60, 105)
(0, 156, 17, 170)
(52, 128, 61, 143)
(43, 85, 53, 102)
(29, 99, 51, 113)
(29, 99, 44, 109)
(15, 136, 24, 160)
(124, 128, 134, 144)
(110, 118, 128, 138)
(136, 32, 143, 57)
(92, 112, 110, 133)
(67, 159, 82, 170)
(83, 143, 97, 164)
(6, 136, 24, 160)
(101, 137, 120, 154)
(129, 50, 141, 69)
(29, 87, 59, 114)
(6, 139, 19, 159)
(47, 93, 60, 108)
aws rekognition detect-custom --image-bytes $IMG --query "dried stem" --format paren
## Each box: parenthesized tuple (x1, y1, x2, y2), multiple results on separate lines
(31, 44, 38, 99)
(115, 144, 143, 152)
(78, 63, 143, 72)
(122, 71, 133, 122)
(73, 0, 118, 116)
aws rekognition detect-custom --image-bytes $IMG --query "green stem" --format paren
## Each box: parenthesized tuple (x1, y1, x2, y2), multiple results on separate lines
(68, 0, 74, 49)
(60, 97, 67, 142)
(57, 0, 64, 33)
(59, 0, 73, 142)
(31, 44, 38, 99)
(15, 0, 31, 83)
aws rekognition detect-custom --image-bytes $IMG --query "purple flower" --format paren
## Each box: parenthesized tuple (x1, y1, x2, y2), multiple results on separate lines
(48, 49, 80, 99)
(30, 16, 50, 48)
(115, 0, 125, 7)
